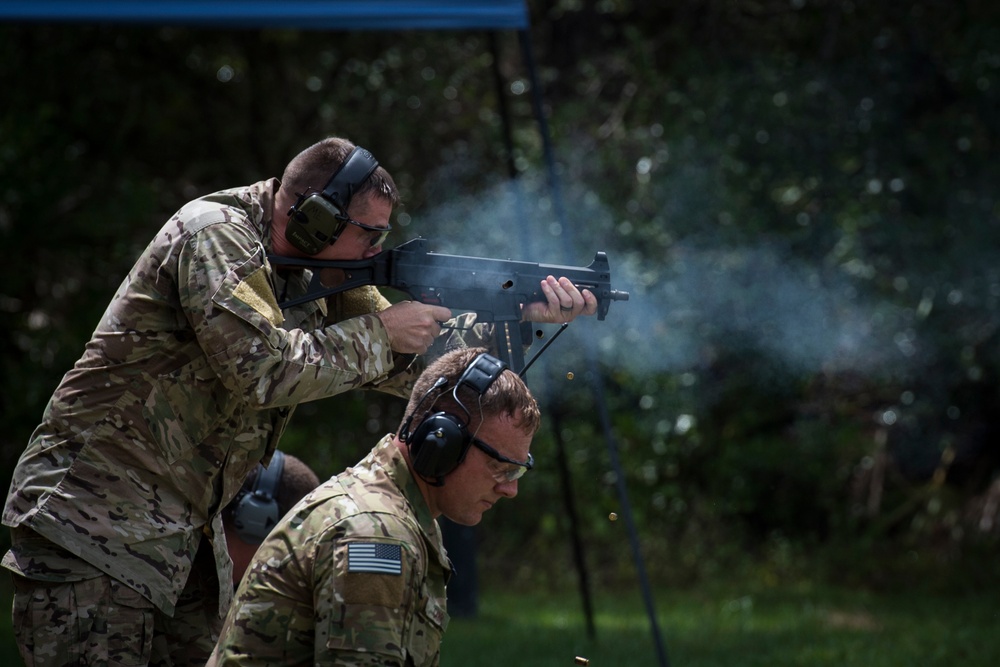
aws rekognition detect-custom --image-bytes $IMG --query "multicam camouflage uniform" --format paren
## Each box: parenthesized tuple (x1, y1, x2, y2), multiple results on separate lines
(210, 436, 450, 667)
(2, 179, 484, 665)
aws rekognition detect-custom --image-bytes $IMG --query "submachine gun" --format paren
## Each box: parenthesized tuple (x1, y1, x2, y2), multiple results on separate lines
(268, 237, 630, 372)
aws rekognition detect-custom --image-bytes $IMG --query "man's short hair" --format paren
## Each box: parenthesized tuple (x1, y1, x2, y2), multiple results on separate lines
(402, 347, 541, 437)
(281, 136, 399, 208)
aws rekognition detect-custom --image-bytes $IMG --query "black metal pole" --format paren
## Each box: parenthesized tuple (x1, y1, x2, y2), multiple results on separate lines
(517, 27, 670, 667)
(588, 368, 670, 667)
(550, 404, 597, 639)
(488, 32, 520, 183)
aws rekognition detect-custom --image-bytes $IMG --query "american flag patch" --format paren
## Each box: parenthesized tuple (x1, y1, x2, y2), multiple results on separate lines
(347, 543, 402, 575)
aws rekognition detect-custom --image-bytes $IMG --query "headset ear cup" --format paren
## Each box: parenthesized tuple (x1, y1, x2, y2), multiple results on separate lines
(403, 353, 506, 483)
(232, 451, 285, 544)
(283, 146, 379, 255)
(408, 412, 471, 481)
(233, 493, 282, 544)
(284, 196, 348, 255)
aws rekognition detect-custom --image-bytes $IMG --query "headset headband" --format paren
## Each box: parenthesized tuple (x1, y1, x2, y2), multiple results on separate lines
(320, 147, 379, 213)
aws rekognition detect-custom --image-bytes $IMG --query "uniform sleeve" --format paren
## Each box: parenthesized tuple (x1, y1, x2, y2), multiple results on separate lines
(210, 511, 425, 667)
(178, 219, 396, 408)
(314, 517, 424, 666)
(211, 475, 445, 667)
(210, 504, 423, 667)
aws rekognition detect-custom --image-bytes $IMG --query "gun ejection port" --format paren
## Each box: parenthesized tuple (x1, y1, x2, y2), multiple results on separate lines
(501, 279, 514, 290)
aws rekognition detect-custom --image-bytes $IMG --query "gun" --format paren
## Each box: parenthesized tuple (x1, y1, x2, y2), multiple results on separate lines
(267, 237, 629, 372)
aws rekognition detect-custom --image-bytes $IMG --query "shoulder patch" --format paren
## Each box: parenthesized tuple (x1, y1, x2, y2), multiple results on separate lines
(348, 542, 402, 574)
(341, 542, 407, 608)
(233, 266, 284, 327)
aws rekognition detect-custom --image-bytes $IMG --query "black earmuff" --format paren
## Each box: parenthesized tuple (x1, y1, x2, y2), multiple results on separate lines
(406, 412, 471, 483)
(232, 450, 286, 544)
(402, 353, 508, 485)
(284, 146, 379, 255)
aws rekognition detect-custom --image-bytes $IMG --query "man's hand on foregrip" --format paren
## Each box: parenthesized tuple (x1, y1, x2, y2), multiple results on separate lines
(520, 275, 599, 323)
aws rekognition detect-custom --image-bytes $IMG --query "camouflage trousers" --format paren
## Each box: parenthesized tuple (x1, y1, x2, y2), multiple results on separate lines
(7, 529, 224, 667)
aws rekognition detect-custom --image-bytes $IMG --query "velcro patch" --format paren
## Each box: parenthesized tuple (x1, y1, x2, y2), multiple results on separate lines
(233, 266, 284, 327)
(342, 542, 405, 608)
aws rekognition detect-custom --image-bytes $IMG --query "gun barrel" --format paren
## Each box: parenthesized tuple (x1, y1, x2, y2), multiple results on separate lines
(610, 289, 630, 301)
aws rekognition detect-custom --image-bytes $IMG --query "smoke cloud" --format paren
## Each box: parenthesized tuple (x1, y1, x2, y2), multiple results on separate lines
(404, 167, 913, 384)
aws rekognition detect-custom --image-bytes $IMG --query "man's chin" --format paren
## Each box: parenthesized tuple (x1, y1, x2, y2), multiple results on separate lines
(443, 513, 483, 527)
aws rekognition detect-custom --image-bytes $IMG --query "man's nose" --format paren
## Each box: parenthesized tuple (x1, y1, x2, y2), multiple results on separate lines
(495, 479, 518, 499)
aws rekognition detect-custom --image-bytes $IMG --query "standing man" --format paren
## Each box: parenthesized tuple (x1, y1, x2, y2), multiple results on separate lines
(3, 136, 595, 666)
(209, 347, 540, 666)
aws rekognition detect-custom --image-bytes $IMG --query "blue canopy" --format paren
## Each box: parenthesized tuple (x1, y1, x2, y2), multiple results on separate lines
(0, 0, 529, 30)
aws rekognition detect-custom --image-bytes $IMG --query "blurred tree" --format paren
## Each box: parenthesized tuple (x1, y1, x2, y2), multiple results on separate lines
(1, 0, 998, 591)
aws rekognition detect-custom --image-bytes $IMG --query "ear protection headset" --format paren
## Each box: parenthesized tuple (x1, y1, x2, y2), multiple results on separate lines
(400, 353, 508, 486)
(284, 146, 380, 255)
(231, 450, 286, 545)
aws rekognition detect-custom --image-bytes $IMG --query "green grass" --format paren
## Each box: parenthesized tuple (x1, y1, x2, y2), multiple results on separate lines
(1, 575, 997, 666)
(441, 580, 1000, 667)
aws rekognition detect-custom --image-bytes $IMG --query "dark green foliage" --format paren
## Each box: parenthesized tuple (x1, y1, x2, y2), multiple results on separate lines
(2, 0, 999, 598)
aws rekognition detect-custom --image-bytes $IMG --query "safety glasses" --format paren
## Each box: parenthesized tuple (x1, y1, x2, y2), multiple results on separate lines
(471, 437, 534, 483)
(343, 216, 391, 248)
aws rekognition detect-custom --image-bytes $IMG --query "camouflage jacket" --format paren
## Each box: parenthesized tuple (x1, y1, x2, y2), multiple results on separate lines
(210, 436, 451, 667)
(1, 179, 481, 616)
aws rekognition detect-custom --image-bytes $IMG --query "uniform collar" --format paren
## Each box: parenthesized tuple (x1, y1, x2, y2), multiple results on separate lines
(251, 177, 280, 252)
